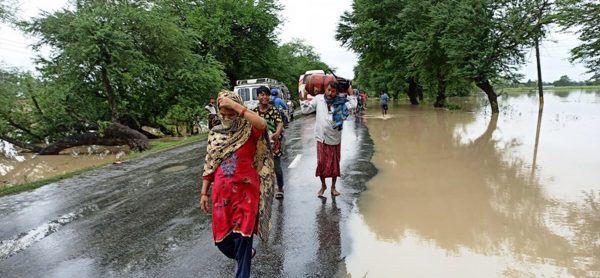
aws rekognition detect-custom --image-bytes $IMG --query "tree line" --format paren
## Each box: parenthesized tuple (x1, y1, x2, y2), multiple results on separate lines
(335, 0, 600, 113)
(515, 75, 600, 88)
(0, 0, 329, 154)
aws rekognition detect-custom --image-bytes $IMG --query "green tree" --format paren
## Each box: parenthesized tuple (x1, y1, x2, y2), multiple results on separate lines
(441, 0, 539, 113)
(24, 1, 226, 128)
(0, 0, 16, 23)
(337, 0, 539, 112)
(9, 1, 226, 153)
(0, 67, 44, 152)
(271, 39, 330, 100)
(403, 0, 467, 107)
(176, 0, 282, 86)
(556, 0, 600, 79)
(336, 0, 418, 103)
(552, 75, 574, 86)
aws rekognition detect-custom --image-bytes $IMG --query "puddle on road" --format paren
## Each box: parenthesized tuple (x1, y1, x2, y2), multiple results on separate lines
(159, 165, 188, 173)
(345, 90, 600, 277)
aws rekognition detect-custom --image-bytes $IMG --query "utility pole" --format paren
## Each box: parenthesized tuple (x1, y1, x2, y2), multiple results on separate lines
(535, 38, 544, 107)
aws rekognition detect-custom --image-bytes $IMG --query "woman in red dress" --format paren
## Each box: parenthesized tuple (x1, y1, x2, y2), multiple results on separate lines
(200, 90, 275, 278)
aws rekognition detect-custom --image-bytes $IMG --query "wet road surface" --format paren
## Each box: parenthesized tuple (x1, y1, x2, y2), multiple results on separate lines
(0, 114, 375, 277)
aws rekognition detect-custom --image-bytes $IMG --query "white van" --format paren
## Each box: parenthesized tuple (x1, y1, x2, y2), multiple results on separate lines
(233, 78, 290, 111)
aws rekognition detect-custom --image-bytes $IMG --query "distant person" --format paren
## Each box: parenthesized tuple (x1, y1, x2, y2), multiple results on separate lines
(254, 86, 285, 199)
(205, 97, 219, 129)
(354, 89, 364, 113)
(379, 91, 389, 117)
(270, 88, 289, 128)
(301, 79, 357, 197)
(200, 90, 274, 278)
(359, 90, 368, 109)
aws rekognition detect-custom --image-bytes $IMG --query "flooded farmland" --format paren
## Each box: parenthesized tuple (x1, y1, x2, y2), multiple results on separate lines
(345, 90, 600, 277)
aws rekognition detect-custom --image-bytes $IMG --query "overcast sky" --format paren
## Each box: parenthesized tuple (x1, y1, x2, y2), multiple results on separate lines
(0, 0, 593, 82)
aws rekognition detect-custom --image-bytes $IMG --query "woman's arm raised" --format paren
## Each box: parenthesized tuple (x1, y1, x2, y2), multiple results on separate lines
(218, 96, 266, 131)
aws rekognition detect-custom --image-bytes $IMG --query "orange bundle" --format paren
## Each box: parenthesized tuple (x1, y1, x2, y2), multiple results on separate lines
(298, 74, 338, 99)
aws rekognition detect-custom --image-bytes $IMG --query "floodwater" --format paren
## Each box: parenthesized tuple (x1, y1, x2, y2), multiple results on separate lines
(345, 90, 600, 277)
(0, 145, 128, 187)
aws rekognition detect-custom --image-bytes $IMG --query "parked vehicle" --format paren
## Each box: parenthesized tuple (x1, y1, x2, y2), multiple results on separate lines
(233, 78, 294, 122)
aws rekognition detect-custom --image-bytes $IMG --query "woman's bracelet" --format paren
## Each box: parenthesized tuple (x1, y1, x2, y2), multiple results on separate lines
(239, 107, 247, 118)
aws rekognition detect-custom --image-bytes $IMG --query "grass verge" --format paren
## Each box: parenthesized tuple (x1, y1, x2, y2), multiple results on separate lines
(123, 133, 208, 161)
(0, 133, 208, 197)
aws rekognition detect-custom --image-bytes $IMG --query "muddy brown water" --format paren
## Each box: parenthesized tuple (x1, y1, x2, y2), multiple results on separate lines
(0, 138, 190, 187)
(0, 145, 129, 187)
(345, 90, 600, 277)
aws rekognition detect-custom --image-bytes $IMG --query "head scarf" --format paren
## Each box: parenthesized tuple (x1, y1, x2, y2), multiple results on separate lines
(202, 90, 275, 241)
(203, 90, 252, 177)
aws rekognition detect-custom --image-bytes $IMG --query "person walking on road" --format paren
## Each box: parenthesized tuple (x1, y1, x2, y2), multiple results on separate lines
(200, 90, 275, 278)
(379, 91, 389, 118)
(205, 97, 220, 130)
(253, 86, 286, 199)
(359, 90, 368, 109)
(270, 88, 289, 128)
(301, 78, 356, 198)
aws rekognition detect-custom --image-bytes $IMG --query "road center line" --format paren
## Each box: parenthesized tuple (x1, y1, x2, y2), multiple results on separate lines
(287, 154, 302, 168)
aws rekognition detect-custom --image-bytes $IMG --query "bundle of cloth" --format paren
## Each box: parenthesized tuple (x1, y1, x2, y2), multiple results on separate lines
(326, 95, 350, 131)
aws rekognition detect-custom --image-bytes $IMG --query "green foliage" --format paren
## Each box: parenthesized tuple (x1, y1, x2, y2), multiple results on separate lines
(270, 39, 330, 100)
(337, 0, 544, 112)
(1, 0, 330, 151)
(445, 103, 462, 110)
(337, 0, 410, 97)
(552, 75, 575, 86)
(172, 0, 282, 86)
(441, 0, 538, 83)
(21, 1, 226, 133)
(556, 0, 600, 79)
(0, 67, 56, 144)
(0, 0, 17, 23)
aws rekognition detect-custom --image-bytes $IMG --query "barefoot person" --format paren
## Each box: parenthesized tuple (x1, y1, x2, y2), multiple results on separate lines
(301, 78, 356, 197)
(200, 90, 275, 278)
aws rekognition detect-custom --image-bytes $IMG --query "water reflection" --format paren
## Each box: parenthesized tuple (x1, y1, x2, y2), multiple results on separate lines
(347, 91, 600, 277)
(316, 197, 342, 278)
(531, 104, 543, 176)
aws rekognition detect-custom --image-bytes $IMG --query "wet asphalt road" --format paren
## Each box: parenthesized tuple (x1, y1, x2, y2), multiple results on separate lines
(0, 114, 376, 278)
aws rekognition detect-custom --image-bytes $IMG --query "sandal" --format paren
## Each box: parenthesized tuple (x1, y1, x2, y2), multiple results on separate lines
(275, 192, 284, 199)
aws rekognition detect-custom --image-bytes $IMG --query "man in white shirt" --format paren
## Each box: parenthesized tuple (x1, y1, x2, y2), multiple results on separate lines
(301, 80, 356, 197)
(205, 97, 219, 129)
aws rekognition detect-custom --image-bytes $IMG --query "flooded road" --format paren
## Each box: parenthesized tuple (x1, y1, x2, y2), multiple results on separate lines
(0, 112, 375, 277)
(345, 90, 600, 277)
(1, 90, 598, 277)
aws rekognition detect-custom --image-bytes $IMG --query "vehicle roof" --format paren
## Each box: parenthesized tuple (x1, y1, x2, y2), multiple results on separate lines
(235, 77, 282, 86)
(304, 70, 325, 74)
